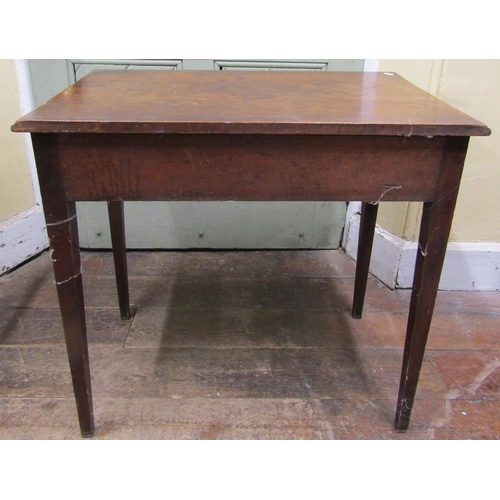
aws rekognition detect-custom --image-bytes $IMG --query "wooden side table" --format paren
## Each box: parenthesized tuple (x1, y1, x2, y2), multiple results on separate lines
(12, 70, 490, 437)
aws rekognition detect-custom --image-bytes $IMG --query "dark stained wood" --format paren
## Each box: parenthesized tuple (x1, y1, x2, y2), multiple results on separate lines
(11, 71, 490, 137)
(395, 137, 470, 431)
(107, 201, 130, 320)
(11, 71, 490, 436)
(30, 133, 94, 438)
(352, 202, 379, 319)
(58, 134, 445, 202)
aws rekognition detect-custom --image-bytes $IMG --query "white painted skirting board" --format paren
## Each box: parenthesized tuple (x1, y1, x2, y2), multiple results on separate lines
(344, 210, 500, 291)
(0, 205, 48, 275)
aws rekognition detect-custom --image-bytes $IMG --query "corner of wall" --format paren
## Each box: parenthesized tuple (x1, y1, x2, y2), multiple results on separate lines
(343, 210, 500, 291)
(0, 60, 48, 275)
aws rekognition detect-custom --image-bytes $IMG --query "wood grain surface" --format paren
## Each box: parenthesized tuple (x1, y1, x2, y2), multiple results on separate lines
(57, 133, 446, 202)
(2, 250, 499, 439)
(12, 71, 490, 136)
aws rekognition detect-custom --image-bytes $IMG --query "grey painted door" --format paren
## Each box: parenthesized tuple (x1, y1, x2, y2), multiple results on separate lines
(29, 59, 364, 249)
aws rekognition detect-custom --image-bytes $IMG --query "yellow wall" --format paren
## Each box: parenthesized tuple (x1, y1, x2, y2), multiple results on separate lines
(0, 59, 35, 222)
(377, 59, 500, 243)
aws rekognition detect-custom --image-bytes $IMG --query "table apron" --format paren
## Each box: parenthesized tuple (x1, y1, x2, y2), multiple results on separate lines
(56, 133, 447, 202)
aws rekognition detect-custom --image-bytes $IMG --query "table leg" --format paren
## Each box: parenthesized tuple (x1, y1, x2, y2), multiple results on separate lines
(394, 136, 469, 431)
(31, 134, 94, 438)
(352, 202, 378, 319)
(107, 201, 131, 320)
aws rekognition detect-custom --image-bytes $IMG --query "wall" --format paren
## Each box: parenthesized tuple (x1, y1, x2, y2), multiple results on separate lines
(0, 59, 47, 274)
(344, 59, 500, 290)
(0, 59, 35, 221)
(377, 59, 500, 243)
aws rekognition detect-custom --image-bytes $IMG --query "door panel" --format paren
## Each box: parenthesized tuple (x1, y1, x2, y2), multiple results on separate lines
(79, 201, 346, 249)
(72, 60, 182, 80)
(214, 59, 363, 71)
(216, 60, 329, 71)
(30, 59, 363, 249)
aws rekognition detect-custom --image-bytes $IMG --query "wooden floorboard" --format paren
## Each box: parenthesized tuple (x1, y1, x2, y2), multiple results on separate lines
(1, 249, 499, 439)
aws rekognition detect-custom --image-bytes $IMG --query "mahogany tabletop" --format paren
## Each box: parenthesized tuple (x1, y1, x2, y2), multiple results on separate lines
(12, 70, 490, 137)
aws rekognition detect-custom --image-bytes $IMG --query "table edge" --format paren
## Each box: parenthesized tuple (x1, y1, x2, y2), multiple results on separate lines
(11, 121, 492, 136)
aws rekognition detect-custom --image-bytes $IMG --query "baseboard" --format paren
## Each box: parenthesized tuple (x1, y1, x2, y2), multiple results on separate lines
(344, 212, 500, 291)
(0, 205, 48, 275)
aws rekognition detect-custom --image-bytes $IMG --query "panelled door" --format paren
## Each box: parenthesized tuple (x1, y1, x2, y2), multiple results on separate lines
(28, 59, 364, 249)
